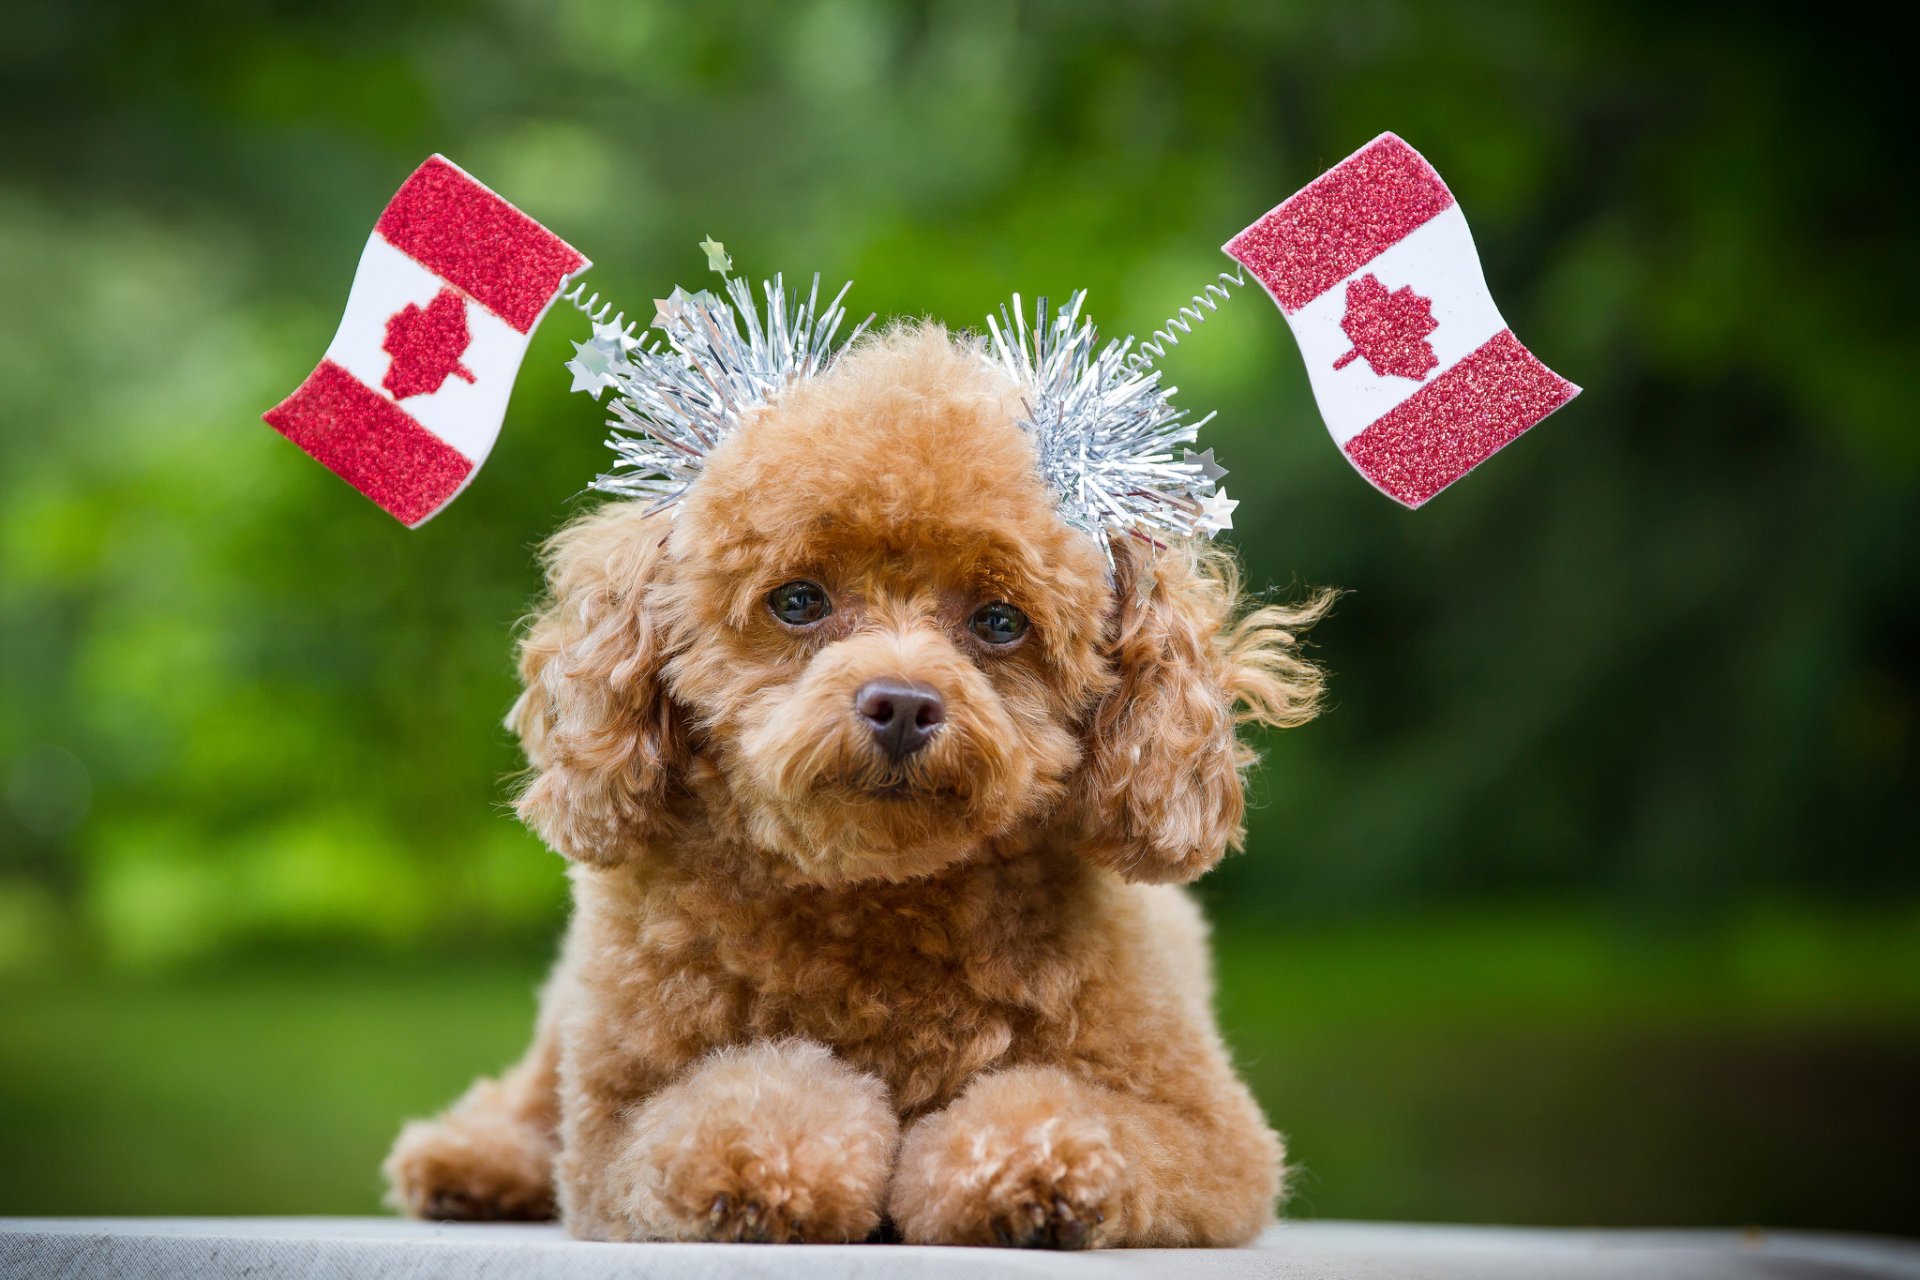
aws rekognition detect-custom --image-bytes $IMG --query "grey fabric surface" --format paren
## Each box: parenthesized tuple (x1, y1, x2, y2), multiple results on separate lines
(3, 1218, 1916, 1279)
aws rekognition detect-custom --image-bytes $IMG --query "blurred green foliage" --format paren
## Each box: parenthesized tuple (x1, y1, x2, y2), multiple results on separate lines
(4, 907, 1916, 1231)
(0, 0, 1914, 1234)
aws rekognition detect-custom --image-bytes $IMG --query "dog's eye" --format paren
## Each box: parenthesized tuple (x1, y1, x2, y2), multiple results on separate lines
(968, 601, 1028, 646)
(768, 580, 832, 627)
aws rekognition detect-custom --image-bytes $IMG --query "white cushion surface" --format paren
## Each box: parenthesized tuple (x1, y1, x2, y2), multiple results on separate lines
(3, 1217, 1915, 1279)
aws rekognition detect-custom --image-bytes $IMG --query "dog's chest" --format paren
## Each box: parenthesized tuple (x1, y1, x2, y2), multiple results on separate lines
(652, 870, 1088, 1111)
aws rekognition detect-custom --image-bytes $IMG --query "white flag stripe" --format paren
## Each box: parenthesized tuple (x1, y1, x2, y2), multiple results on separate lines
(1283, 204, 1508, 447)
(321, 234, 531, 464)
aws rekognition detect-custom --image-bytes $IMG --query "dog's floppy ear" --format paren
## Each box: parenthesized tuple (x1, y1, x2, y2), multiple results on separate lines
(508, 504, 686, 866)
(1071, 538, 1332, 884)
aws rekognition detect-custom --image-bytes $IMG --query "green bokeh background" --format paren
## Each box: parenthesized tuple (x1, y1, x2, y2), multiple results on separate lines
(2, 0, 1914, 1236)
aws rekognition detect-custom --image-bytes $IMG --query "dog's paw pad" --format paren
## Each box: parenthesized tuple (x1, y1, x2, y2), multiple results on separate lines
(701, 1191, 792, 1243)
(419, 1188, 507, 1222)
(992, 1194, 1101, 1250)
(972, 1154, 1119, 1250)
(383, 1116, 556, 1222)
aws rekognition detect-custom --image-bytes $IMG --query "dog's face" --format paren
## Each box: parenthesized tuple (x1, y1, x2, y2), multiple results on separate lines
(652, 330, 1113, 883)
(511, 326, 1328, 888)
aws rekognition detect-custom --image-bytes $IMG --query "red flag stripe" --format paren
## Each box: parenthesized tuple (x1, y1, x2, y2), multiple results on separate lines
(1343, 329, 1577, 508)
(263, 360, 475, 526)
(375, 156, 587, 334)
(1225, 134, 1455, 314)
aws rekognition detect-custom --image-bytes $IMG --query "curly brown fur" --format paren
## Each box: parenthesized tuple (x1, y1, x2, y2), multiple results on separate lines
(385, 324, 1330, 1248)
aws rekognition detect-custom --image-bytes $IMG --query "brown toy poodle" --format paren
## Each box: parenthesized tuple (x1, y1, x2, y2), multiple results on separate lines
(383, 323, 1330, 1248)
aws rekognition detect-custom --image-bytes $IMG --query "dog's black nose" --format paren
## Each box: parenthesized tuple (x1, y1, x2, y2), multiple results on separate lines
(855, 679, 945, 760)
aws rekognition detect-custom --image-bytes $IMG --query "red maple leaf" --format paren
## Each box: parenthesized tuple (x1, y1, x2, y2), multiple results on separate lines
(1331, 273, 1439, 381)
(382, 287, 476, 399)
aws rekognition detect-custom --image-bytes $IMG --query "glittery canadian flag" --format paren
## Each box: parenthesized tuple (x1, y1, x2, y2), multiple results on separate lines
(263, 156, 589, 526)
(1226, 133, 1579, 507)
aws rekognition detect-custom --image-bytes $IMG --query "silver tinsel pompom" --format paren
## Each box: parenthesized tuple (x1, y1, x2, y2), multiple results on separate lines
(985, 291, 1234, 563)
(568, 272, 871, 510)
(564, 265, 1234, 566)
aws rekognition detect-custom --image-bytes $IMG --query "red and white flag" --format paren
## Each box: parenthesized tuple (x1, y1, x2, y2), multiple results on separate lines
(1225, 133, 1578, 508)
(263, 155, 588, 526)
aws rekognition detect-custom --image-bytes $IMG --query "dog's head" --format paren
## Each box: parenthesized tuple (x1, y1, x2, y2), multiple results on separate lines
(511, 325, 1328, 886)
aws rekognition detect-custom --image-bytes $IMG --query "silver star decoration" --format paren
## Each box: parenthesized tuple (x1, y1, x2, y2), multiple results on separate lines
(699, 237, 732, 276)
(651, 288, 691, 330)
(565, 336, 625, 399)
(593, 316, 639, 354)
(1187, 447, 1228, 482)
(1199, 487, 1239, 534)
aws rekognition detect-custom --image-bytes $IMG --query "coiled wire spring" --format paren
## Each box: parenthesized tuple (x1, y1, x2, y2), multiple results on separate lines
(1127, 269, 1245, 370)
(561, 280, 642, 346)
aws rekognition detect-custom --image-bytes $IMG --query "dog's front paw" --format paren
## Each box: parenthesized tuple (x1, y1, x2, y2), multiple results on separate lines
(614, 1039, 898, 1243)
(888, 1067, 1129, 1248)
(383, 1091, 556, 1222)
